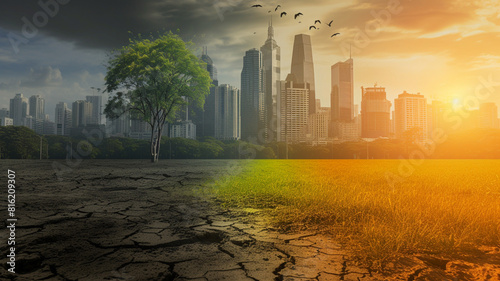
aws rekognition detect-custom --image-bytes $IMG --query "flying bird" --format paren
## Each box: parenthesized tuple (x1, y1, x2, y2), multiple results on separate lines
(294, 12, 303, 19)
(275, 5, 281, 11)
(315, 20, 321, 25)
(309, 26, 317, 30)
(251, 4, 262, 8)
(331, 33, 340, 37)
(280, 12, 287, 17)
(327, 20, 334, 27)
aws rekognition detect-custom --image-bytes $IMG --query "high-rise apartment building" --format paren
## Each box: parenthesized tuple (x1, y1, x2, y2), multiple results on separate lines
(86, 95, 102, 125)
(241, 48, 265, 141)
(29, 95, 45, 120)
(214, 84, 241, 140)
(361, 86, 391, 138)
(277, 74, 310, 143)
(394, 91, 428, 143)
(55, 102, 72, 136)
(9, 94, 29, 126)
(72, 100, 93, 127)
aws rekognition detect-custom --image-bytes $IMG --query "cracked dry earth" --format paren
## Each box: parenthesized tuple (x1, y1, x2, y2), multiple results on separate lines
(1, 160, 370, 281)
(2, 160, 500, 281)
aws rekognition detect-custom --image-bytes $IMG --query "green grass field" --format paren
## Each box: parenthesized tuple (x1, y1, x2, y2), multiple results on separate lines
(209, 160, 500, 267)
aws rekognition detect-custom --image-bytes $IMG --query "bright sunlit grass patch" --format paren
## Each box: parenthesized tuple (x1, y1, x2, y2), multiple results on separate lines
(210, 160, 500, 267)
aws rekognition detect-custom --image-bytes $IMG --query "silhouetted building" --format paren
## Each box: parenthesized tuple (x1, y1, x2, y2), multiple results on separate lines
(394, 91, 428, 143)
(201, 46, 219, 87)
(107, 112, 131, 137)
(241, 48, 265, 141)
(361, 86, 391, 138)
(9, 94, 29, 126)
(261, 19, 281, 141)
(23, 115, 34, 130)
(72, 100, 93, 127)
(0, 109, 10, 126)
(330, 56, 355, 140)
(197, 47, 219, 138)
(277, 74, 310, 143)
(0, 108, 9, 120)
(55, 102, 72, 136)
(331, 58, 354, 123)
(42, 119, 56, 135)
(479, 102, 499, 129)
(29, 95, 45, 120)
(86, 95, 102, 125)
(291, 34, 316, 115)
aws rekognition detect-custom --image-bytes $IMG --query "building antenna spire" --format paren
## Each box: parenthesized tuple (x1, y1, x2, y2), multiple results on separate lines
(349, 43, 352, 59)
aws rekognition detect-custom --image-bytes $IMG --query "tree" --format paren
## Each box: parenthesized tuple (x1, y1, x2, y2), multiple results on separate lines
(104, 32, 211, 162)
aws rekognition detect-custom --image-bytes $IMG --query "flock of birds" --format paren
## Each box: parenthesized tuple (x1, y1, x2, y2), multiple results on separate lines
(251, 3, 340, 37)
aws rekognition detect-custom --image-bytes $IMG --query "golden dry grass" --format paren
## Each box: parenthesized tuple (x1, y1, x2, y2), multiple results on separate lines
(210, 160, 500, 266)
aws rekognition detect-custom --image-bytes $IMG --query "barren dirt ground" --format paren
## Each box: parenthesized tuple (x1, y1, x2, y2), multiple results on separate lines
(0, 160, 499, 281)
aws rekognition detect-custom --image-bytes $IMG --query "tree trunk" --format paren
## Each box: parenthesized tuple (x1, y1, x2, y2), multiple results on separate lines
(150, 122, 158, 163)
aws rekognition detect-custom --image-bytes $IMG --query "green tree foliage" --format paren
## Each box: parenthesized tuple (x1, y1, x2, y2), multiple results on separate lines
(104, 31, 211, 162)
(0, 126, 43, 159)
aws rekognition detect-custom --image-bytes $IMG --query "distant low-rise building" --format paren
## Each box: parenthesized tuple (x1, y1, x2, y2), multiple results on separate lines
(1, 117, 13, 126)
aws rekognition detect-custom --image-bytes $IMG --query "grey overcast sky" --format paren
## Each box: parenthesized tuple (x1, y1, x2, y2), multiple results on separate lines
(1, 0, 499, 119)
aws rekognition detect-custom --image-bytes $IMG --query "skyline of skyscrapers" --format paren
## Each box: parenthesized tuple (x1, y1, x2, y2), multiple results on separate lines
(2, 24, 499, 145)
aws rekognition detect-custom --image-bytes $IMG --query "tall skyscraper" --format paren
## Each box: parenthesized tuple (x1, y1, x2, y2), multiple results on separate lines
(199, 47, 219, 138)
(241, 48, 265, 141)
(394, 91, 428, 143)
(330, 57, 355, 140)
(9, 94, 29, 126)
(331, 58, 354, 123)
(261, 19, 281, 141)
(55, 102, 72, 136)
(291, 34, 316, 115)
(29, 95, 45, 120)
(361, 86, 391, 138)
(479, 103, 499, 129)
(277, 74, 310, 143)
(214, 84, 241, 140)
(86, 95, 102, 125)
(201, 47, 219, 87)
(72, 100, 93, 128)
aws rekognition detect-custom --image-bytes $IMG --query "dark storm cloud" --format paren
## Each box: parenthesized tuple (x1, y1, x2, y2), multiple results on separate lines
(0, 0, 257, 50)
